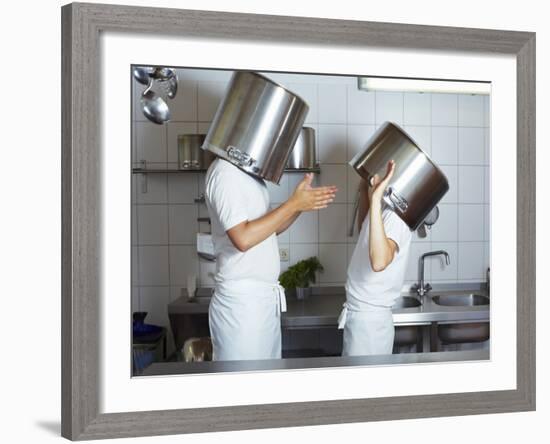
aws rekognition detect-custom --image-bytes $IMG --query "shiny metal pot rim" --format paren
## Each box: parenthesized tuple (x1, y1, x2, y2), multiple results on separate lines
(350, 122, 440, 180)
(241, 71, 308, 104)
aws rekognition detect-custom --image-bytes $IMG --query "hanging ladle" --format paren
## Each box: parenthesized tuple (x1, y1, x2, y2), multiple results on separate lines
(133, 66, 153, 85)
(151, 67, 178, 99)
(140, 78, 171, 125)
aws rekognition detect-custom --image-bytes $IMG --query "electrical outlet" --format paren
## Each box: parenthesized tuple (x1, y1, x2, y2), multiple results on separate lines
(279, 248, 289, 262)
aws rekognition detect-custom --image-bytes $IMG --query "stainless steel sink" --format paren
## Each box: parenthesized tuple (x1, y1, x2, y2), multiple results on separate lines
(392, 296, 421, 309)
(432, 294, 489, 306)
(432, 294, 490, 344)
(392, 297, 422, 346)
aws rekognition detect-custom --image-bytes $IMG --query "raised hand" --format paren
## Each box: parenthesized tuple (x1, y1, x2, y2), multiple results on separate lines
(289, 173, 338, 211)
(368, 160, 395, 205)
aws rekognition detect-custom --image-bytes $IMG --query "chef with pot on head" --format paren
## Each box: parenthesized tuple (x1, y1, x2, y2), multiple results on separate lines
(340, 119, 448, 356)
(203, 71, 338, 361)
(339, 159, 413, 356)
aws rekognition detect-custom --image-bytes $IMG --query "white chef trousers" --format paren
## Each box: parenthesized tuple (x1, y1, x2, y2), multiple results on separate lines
(208, 283, 287, 361)
(338, 302, 395, 356)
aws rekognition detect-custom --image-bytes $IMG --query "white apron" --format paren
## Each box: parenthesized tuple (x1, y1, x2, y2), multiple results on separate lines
(337, 299, 395, 356)
(208, 281, 287, 361)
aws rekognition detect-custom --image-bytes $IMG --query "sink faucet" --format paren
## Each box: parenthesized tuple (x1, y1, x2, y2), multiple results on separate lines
(412, 250, 450, 297)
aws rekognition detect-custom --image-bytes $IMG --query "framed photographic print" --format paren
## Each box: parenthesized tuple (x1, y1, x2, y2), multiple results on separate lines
(61, 2, 535, 440)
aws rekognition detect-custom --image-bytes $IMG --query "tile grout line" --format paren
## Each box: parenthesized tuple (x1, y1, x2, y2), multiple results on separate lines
(193, 118, 203, 288)
(483, 97, 490, 276)
(195, 88, 206, 285)
(131, 80, 138, 311)
(316, 81, 320, 280)
(427, 92, 433, 280)
(193, 94, 205, 287)
(345, 83, 349, 272)
(166, 176, 172, 299)
(482, 95, 488, 276)
(133, 238, 489, 247)
(133, 111, 142, 310)
(456, 95, 461, 280)
(137, 119, 489, 129)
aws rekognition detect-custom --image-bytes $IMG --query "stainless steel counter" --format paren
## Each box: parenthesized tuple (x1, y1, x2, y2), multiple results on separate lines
(139, 349, 489, 376)
(167, 283, 489, 329)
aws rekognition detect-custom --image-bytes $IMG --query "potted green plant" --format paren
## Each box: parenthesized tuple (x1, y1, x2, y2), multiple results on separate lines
(279, 256, 324, 300)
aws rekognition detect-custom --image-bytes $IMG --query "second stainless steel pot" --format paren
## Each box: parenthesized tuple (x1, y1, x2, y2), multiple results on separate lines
(287, 127, 317, 169)
(202, 71, 309, 184)
(350, 121, 449, 231)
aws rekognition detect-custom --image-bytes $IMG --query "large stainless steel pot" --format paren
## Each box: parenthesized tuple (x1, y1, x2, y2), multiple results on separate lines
(350, 121, 449, 230)
(287, 127, 317, 169)
(178, 134, 215, 170)
(201, 71, 309, 184)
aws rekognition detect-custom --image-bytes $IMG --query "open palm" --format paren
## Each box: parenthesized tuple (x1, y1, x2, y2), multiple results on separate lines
(368, 160, 395, 204)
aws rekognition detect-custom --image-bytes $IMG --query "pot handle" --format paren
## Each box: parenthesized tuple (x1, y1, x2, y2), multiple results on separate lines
(226, 146, 256, 168)
(385, 187, 409, 213)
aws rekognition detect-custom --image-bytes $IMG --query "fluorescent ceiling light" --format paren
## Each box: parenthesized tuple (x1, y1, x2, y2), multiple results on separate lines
(357, 77, 491, 95)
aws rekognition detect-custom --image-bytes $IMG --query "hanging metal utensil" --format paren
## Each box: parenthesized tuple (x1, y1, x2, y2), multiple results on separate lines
(416, 205, 440, 238)
(165, 74, 178, 99)
(151, 67, 175, 81)
(134, 66, 178, 124)
(423, 205, 440, 226)
(133, 66, 153, 85)
(140, 78, 171, 124)
(157, 70, 178, 100)
(155, 68, 178, 102)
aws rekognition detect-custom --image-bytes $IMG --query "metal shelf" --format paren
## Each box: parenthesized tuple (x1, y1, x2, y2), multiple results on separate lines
(132, 167, 321, 174)
(132, 168, 206, 174)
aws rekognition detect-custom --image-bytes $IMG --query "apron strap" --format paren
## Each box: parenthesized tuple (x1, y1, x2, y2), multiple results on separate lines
(275, 283, 287, 316)
(337, 303, 348, 329)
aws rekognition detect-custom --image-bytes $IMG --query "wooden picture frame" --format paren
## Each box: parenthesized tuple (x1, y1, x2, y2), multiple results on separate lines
(61, 2, 535, 440)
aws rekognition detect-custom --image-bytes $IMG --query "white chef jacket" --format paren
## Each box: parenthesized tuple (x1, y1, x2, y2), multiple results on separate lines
(339, 205, 412, 356)
(204, 158, 286, 361)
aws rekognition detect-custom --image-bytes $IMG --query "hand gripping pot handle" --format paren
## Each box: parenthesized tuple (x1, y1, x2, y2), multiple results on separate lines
(349, 121, 449, 230)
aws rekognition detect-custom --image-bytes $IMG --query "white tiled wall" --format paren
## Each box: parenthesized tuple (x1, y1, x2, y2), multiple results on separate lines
(131, 68, 491, 338)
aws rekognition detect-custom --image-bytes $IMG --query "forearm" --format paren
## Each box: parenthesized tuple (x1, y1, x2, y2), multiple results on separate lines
(368, 202, 395, 271)
(227, 172, 337, 251)
(276, 211, 301, 235)
(229, 200, 299, 252)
